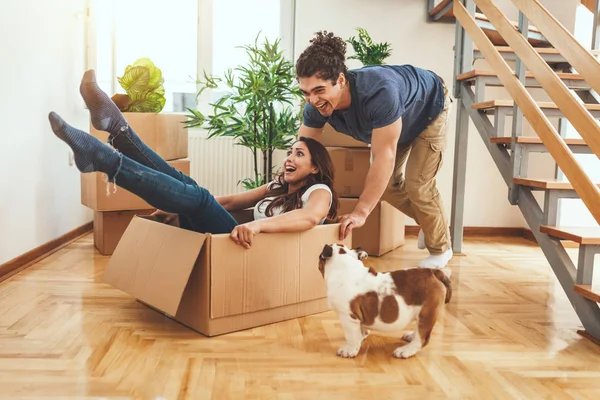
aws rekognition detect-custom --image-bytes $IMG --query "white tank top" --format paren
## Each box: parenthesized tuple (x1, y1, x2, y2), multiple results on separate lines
(253, 183, 333, 224)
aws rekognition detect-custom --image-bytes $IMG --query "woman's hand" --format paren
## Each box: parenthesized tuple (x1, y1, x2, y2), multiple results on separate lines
(230, 221, 262, 249)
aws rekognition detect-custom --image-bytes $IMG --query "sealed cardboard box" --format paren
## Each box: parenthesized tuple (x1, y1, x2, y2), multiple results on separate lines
(337, 198, 405, 256)
(90, 112, 189, 161)
(102, 214, 352, 336)
(317, 124, 370, 148)
(326, 147, 371, 198)
(94, 209, 156, 255)
(81, 159, 190, 211)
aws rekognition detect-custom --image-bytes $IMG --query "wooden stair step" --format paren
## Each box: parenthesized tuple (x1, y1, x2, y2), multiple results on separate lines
(430, 4, 548, 46)
(513, 178, 600, 190)
(473, 46, 600, 65)
(473, 12, 542, 34)
(574, 284, 600, 302)
(429, 2, 541, 33)
(473, 100, 600, 111)
(429, 0, 454, 19)
(475, 46, 600, 56)
(491, 137, 588, 146)
(540, 225, 600, 245)
(457, 69, 584, 82)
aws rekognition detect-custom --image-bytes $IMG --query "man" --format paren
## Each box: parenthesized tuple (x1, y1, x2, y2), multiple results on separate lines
(295, 30, 452, 269)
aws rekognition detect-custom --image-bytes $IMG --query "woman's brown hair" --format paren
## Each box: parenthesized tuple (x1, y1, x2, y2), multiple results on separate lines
(259, 136, 339, 220)
(295, 30, 348, 84)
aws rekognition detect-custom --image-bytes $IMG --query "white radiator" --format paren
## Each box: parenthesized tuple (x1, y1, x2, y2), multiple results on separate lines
(187, 131, 255, 196)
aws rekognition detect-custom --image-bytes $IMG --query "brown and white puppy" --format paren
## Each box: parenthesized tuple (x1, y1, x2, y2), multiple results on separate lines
(319, 243, 451, 359)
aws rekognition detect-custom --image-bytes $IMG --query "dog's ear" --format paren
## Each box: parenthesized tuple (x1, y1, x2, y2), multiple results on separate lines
(354, 247, 368, 260)
(318, 244, 333, 278)
(319, 244, 333, 260)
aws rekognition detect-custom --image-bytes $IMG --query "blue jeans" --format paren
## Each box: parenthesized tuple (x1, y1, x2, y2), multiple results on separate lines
(107, 125, 239, 234)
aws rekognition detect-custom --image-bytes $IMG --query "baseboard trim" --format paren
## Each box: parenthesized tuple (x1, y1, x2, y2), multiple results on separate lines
(405, 225, 529, 238)
(405, 226, 579, 248)
(0, 222, 93, 283)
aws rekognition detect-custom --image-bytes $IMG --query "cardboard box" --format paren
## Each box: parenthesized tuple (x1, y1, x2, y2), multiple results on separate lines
(94, 209, 156, 255)
(326, 147, 371, 198)
(81, 159, 191, 211)
(317, 123, 370, 148)
(337, 198, 405, 256)
(90, 112, 189, 161)
(102, 213, 352, 336)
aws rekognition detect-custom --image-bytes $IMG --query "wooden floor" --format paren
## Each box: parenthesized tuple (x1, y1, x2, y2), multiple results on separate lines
(1, 234, 600, 399)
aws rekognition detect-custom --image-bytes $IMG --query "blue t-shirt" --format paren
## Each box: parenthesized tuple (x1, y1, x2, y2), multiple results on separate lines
(302, 65, 445, 145)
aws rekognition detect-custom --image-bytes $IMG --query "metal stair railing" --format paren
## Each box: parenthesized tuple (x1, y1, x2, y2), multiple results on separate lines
(451, 0, 600, 341)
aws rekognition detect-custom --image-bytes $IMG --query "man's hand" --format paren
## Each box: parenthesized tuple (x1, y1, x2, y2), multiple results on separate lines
(338, 211, 367, 240)
(230, 221, 262, 249)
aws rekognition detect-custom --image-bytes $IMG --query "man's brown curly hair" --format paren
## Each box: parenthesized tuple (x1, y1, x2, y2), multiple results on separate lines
(295, 31, 348, 85)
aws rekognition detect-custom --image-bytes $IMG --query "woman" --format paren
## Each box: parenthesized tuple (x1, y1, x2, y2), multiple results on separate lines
(295, 31, 452, 269)
(49, 70, 339, 249)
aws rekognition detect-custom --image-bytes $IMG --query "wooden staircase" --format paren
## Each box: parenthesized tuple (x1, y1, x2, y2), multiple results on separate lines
(433, 0, 600, 343)
(429, 0, 550, 46)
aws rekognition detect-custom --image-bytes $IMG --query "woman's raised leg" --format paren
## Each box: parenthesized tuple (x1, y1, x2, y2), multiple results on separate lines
(48, 112, 237, 234)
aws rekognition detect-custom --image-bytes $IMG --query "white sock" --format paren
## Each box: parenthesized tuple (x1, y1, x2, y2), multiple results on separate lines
(417, 229, 426, 250)
(418, 249, 453, 269)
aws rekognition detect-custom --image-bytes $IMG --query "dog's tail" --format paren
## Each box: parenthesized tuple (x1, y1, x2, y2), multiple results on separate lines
(432, 269, 452, 304)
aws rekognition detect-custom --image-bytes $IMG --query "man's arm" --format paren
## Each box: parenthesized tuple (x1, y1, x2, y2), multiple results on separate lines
(338, 117, 402, 239)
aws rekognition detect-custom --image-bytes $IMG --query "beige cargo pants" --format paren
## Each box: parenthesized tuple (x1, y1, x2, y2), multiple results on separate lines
(382, 81, 452, 255)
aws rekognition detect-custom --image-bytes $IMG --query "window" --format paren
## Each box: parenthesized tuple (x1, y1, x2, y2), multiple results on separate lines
(87, 0, 294, 113)
(212, 0, 281, 93)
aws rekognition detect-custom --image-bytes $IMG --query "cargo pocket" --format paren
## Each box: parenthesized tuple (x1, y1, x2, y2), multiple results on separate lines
(408, 137, 445, 186)
(429, 141, 444, 178)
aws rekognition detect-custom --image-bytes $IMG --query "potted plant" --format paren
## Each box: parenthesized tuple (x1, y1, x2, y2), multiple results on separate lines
(111, 58, 167, 113)
(184, 33, 303, 189)
(346, 27, 392, 66)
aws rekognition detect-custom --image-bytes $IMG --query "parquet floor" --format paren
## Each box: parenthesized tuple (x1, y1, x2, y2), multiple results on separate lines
(1, 233, 600, 399)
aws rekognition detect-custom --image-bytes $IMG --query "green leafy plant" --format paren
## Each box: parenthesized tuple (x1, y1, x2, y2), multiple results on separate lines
(346, 27, 392, 66)
(111, 58, 166, 113)
(184, 33, 303, 190)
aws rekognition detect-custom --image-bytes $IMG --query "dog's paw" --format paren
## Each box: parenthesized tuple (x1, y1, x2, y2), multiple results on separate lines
(393, 344, 420, 359)
(402, 331, 415, 342)
(336, 345, 360, 358)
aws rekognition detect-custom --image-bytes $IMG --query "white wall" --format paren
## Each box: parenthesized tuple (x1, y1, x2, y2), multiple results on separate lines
(0, 0, 91, 264)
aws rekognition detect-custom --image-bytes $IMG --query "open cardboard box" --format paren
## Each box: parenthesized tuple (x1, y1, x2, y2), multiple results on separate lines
(102, 209, 352, 337)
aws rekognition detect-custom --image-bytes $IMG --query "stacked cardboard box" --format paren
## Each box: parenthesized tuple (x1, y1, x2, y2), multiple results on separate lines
(82, 112, 191, 255)
(317, 124, 405, 256)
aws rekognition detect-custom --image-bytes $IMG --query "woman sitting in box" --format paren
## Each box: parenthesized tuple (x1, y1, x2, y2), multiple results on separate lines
(48, 70, 339, 249)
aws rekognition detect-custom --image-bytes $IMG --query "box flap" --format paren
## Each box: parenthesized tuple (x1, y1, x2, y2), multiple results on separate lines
(102, 216, 207, 316)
